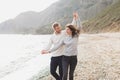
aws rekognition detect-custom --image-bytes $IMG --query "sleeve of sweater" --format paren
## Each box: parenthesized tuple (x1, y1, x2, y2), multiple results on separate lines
(71, 16, 82, 31)
(49, 40, 64, 53)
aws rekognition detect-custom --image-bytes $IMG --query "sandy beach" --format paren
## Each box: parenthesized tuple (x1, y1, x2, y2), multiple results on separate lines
(38, 33, 120, 80)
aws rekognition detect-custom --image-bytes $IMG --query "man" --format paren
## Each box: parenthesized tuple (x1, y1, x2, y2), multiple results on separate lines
(41, 22, 66, 80)
(41, 12, 81, 80)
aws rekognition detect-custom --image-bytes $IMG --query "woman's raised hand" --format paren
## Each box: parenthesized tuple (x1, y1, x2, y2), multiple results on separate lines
(73, 12, 79, 19)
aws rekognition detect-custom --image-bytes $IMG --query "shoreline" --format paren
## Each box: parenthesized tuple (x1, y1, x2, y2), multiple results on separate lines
(30, 66, 50, 80)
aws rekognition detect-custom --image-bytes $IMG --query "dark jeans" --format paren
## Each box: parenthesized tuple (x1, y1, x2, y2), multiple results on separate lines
(50, 56, 63, 80)
(62, 56, 77, 80)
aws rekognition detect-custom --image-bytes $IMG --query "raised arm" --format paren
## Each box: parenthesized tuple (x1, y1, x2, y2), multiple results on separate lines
(71, 12, 82, 31)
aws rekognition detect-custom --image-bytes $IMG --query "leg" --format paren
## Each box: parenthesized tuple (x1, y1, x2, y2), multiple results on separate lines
(58, 56, 63, 80)
(50, 57, 60, 80)
(62, 56, 69, 80)
(69, 56, 77, 80)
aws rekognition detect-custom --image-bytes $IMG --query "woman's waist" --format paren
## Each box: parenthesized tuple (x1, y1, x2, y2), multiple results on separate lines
(63, 51, 78, 56)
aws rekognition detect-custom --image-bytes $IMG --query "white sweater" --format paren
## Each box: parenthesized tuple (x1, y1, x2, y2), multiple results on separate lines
(49, 18, 82, 56)
(45, 17, 82, 57)
(45, 30, 66, 57)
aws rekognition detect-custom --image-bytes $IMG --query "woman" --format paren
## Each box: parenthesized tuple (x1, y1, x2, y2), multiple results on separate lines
(45, 12, 82, 80)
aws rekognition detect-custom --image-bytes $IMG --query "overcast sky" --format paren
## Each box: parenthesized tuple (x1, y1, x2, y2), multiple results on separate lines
(0, 0, 58, 23)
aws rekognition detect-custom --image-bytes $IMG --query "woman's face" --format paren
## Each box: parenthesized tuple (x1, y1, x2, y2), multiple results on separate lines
(66, 27, 72, 35)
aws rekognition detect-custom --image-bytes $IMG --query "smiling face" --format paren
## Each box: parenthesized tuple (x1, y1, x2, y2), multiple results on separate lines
(54, 26, 61, 33)
(52, 22, 62, 34)
(66, 27, 72, 35)
(65, 24, 79, 37)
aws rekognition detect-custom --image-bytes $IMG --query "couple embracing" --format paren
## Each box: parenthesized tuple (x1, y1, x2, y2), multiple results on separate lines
(41, 12, 82, 80)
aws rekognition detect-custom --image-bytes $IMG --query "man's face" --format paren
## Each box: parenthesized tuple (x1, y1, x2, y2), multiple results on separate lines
(54, 26, 61, 33)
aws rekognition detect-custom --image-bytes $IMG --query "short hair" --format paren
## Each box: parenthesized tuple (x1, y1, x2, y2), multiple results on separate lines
(52, 22, 60, 29)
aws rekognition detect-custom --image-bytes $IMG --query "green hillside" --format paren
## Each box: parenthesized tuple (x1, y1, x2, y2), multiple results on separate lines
(83, 0, 120, 33)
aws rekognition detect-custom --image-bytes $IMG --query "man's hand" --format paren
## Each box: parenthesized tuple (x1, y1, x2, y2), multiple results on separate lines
(41, 50, 49, 54)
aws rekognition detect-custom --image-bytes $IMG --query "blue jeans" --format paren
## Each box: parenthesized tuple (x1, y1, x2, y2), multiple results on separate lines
(62, 56, 77, 80)
(50, 56, 63, 80)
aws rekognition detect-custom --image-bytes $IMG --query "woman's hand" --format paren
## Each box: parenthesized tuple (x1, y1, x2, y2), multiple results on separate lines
(41, 50, 49, 54)
(73, 12, 79, 20)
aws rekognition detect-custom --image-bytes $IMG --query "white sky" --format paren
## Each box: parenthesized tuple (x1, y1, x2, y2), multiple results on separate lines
(0, 0, 58, 23)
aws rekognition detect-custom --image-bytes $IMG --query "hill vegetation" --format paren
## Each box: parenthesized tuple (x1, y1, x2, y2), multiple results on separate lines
(83, 0, 120, 33)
